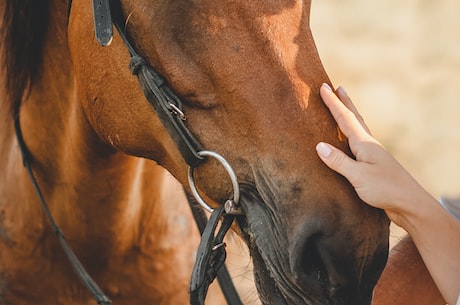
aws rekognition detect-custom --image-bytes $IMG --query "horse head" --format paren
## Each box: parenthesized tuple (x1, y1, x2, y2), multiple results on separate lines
(68, 1, 389, 304)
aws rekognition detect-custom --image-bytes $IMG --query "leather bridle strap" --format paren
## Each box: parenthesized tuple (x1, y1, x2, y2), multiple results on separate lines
(65, 1, 242, 304)
(96, 1, 243, 304)
(92, 0, 113, 46)
(189, 205, 236, 305)
(104, 0, 205, 167)
(186, 191, 243, 305)
(14, 118, 113, 305)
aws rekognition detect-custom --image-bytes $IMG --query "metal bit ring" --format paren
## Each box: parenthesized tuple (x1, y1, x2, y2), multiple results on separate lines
(187, 150, 240, 214)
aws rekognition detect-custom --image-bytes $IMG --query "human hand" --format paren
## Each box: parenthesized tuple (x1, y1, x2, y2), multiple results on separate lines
(315, 84, 431, 226)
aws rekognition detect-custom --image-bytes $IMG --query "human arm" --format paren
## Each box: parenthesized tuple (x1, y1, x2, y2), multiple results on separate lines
(316, 83, 460, 304)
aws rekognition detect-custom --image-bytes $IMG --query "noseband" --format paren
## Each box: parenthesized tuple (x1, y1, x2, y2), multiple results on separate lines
(13, 0, 244, 304)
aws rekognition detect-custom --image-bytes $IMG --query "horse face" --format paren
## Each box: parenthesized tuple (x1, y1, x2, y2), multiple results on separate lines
(68, 1, 389, 304)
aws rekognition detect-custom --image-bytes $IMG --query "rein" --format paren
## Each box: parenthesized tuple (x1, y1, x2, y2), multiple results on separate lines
(14, 120, 112, 305)
(13, 0, 244, 304)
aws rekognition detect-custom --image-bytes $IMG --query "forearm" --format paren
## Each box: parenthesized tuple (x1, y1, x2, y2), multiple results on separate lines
(373, 235, 444, 305)
(400, 192, 460, 305)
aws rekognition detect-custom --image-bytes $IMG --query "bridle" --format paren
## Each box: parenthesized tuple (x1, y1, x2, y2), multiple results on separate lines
(13, 0, 245, 304)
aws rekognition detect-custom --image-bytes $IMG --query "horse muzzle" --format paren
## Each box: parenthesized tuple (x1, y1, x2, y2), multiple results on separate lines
(237, 185, 388, 305)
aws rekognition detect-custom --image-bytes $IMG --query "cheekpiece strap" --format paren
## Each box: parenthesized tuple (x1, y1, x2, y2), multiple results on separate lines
(92, 0, 113, 46)
(190, 206, 235, 305)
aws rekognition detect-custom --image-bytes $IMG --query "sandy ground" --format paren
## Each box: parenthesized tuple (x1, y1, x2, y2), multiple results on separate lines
(228, 1, 460, 303)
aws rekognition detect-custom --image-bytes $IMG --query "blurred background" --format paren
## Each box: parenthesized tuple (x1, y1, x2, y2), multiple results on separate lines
(230, 1, 460, 303)
(311, 0, 460, 246)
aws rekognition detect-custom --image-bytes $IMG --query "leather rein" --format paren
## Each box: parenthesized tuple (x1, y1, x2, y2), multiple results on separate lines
(13, 0, 244, 304)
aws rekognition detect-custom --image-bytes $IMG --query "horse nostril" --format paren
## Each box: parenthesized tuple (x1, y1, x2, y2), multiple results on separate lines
(290, 232, 328, 285)
(287, 211, 388, 305)
(297, 234, 327, 282)
(290, 230, 350, 298)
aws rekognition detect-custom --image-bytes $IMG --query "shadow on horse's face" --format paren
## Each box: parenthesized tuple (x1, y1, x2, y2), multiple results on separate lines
(68, 1, 389, 304)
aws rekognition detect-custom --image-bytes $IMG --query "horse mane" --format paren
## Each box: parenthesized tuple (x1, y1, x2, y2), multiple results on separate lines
(1, 0, 50, 117)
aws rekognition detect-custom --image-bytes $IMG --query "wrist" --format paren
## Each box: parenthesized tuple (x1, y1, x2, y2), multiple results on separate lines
(395, 189, 441, 237)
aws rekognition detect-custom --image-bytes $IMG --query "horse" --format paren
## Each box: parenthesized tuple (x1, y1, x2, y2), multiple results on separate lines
(0, 0, 390, 304)
(373, 236, 445, 305)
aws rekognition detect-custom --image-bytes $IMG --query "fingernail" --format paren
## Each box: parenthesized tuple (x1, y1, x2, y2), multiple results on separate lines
(322, 83, 333, 92)
(316, 142, 333, 158)
(337, 86, 348, 97)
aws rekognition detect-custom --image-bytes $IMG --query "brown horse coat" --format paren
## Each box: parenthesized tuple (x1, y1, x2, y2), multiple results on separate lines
(1, 0, 390, 304)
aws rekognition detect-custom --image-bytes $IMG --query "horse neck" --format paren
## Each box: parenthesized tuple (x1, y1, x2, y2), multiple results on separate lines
(0, 0, 177, 255)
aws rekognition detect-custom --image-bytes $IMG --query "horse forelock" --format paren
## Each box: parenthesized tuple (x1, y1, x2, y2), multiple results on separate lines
(1, 0, 50, 118)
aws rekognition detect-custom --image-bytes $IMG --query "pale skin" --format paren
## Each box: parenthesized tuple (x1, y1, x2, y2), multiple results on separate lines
(316, 83, 460, 305)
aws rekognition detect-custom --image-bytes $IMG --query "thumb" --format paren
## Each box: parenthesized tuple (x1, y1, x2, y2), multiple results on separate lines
(316, 142, 357, 179)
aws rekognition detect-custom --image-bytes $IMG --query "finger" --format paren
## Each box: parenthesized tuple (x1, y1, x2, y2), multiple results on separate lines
(336, 86, 358, 114)
(336, 86, 372, 135)
(320, 84, 370, 141)
(316, 142, 359, 181)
